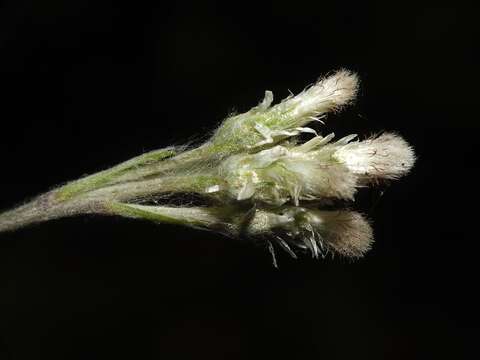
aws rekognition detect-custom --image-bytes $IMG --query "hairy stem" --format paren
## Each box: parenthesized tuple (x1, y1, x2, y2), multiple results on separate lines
(0, 191, 102, 233)
(0, 173, 221, 233)
(57, 147, 177, 200)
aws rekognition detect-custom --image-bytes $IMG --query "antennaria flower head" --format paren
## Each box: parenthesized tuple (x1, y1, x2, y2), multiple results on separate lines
(215, 131, 415, 207)
(333, 132, 416, 181)
(110, 203, 373, 260)
(278, 69, 359, 122)
(207, 70, 359, 156)
(0, 69, 415, 266)
(218, 136, 357, 205)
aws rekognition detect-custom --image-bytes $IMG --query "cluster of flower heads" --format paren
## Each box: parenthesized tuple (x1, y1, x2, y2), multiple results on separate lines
(0, 69, 415, 256)
(211, 131, 414, 262)
(118, 70, 415, 265)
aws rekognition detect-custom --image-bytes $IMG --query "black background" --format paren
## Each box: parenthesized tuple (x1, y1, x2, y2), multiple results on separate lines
(0, 1, 478, 359)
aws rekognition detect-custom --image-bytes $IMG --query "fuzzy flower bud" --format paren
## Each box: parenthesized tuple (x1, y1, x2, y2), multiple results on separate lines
(333, 133, 416, 181)
(208, 70, 359, 156)
(110, 203, 373, 260)
(279, 69, 359, 122)
(218, 139, 356, 205)
(246, 207, 373, 259)
(216, 132, 414, 206)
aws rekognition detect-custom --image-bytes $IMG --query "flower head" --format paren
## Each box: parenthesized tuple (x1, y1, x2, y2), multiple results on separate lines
(208, 70, 359, 156)
(247, 207, 373, 259)
(112, 203, 373, 260)
(217, 132, 415, 206)
(277, 69, 359, 123)
(333, 133, 416, 182)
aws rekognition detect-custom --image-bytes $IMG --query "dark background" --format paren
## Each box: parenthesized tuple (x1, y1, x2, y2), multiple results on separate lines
(0, 1, 477, 359)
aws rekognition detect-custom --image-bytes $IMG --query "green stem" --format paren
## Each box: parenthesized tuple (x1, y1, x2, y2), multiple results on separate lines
(0, 191, 102, 233)
(83, 174, 222, 203)
(0, 173, 222, 233)
(107, 202, 219, 228)
(57, 147, 177, 201)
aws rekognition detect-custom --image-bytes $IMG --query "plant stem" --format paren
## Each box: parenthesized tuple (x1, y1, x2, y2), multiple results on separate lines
(0, 173, 222, 233)
(0, 191, 101, 233)
(57, 147, 177, 200)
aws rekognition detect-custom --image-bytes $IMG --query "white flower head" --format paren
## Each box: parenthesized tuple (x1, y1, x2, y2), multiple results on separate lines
(219, 141, 357, 206)
(218, 132, 415, 207)
(209, 70, 359, 155)
(280, 69, 360, 121)
(334, 133, 416, 181)
(244, 207, 373, 259)
(108, 203, 373, 261)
